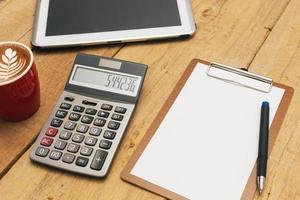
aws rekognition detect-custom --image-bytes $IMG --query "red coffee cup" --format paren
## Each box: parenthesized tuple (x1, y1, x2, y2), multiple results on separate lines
(0, 41, 40, 121)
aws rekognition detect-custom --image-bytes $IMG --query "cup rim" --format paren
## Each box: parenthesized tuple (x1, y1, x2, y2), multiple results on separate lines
(0, 41, 34, 86)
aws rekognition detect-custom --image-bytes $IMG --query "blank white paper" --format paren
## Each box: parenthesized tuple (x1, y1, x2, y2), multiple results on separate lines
(131, 63, 285, 200)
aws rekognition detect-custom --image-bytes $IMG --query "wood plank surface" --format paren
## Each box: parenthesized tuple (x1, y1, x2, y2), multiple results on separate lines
(249, 0, 300, 199)
(0, 0, 298, 199)
(0, 0, 123, 177)
(0, 0, 14, 10)
(0, 0, 35, 41)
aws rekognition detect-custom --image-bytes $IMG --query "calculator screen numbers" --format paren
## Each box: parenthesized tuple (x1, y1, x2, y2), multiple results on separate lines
(70, 65, 141, 97)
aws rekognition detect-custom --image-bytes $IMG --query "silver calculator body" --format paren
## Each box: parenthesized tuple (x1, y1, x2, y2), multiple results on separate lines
(30, 54, 147, 177)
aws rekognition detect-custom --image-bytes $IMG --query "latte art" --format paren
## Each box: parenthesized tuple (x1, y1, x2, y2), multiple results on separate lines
(0, 42, 32, 85)
(0, 48, 27, 81)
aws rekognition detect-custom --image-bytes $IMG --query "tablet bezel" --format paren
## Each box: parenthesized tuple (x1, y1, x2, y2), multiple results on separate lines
(32, 0, 196, 48)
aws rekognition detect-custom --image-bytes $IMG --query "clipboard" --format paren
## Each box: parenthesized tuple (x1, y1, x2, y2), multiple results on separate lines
(121, 59, 294, 200)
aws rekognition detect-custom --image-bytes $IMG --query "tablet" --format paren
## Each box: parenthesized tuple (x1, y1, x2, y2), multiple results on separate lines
(32, 0, 196, 48)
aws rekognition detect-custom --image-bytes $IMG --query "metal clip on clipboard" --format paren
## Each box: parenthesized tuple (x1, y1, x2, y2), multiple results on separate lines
(207, 62, 273, 93)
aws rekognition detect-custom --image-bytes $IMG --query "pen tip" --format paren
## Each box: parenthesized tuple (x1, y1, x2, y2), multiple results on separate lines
(259, 189, 263, 195)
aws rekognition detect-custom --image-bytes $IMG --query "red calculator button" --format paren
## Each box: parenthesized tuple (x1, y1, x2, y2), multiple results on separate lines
(45, 128, 58, 137)
(40, 137, 53, 147)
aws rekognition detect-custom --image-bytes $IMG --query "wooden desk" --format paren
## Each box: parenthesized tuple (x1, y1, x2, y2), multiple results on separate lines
(0, 0, 299, 199)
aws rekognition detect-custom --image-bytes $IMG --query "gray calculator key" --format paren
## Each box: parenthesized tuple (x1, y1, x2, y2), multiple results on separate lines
(73, 105, 85, 113)
(90, 150, 108, 171)
(81, 115, 94, 124)
(64, 121, 77, 130)
(85, 136, 98, 146)
(107, 121, 120, 130)
(72, 133, 85, 143)
(80, 146, 93, 156)
(59, 131, 72, 140)
(67, 143, 80, 153)
(77, 124, 89, 133)
(69, 113, 81, 121)
(62, 153, 75, 164)
(103, 130, 116, 140)
(97, 111, 109, 118)
(64, 96, 74, 102)
(82, 100, 97, 106)
(76, 157, 89, 167)
(101, 104, 113, 111)
(111, 114, 123, 121)
(94, 118, 106, 127)
(51, 118, 63, 127)
(54, 140, 67, 150)
(35, 147, 49, 157)
(99, 140, 112, 149)
(60, 103, 71, 110)
(115, 106, 127, 114)
(55, 110, 68, 118)
(49, 150, 62, 160)
(89, 127, 102, 136)
(85, 108, 97, 115)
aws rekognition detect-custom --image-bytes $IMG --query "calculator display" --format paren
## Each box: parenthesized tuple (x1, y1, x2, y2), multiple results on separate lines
(70, 65, 141, 97)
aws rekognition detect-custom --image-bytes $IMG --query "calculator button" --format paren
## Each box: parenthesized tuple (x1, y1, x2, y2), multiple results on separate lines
(64, 121, 77, 130)
(69, 113, 81, 121)
(40, 137, 53, 147)
(60, 103, 72, 110)
(82, 100, 97, 106)
(54, 140, 67, 150)
(90, 150, 108, 171)
(62, 153, 75, 164)
(101, 104, 113, 111)
(89, 127, 102, 136)
(81, 115, 94, 124)
(76, 157, 89, 167)
(67, 143, 80, 153)
(49, 150, 62, 160)
(103, 130, 116, 140)
(94, 118, 106, 127)
(72, 133, 85, 143)
(115, 106, 127, 114)
(80, 146, 93, 156)
(73, 105, 85, 113)
(35, 147, 50, 157)
(55, 110, 68, 118)
(77, 124, 89, 133)
(99, 140, 112, 149)
(85, 108, 97, 115)
(64, 96, 74, 102)
(85, 137, 98, 146)
(59, 131, 72, 140)
(111, 114, 123, 121)
(107, 121, 120, 130)
(45, 127, 58, 137)
(51, 119, 63, 127)
(97, 111, 109, 118)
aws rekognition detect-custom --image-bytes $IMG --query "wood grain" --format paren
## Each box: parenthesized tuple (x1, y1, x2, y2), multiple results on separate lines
(249, 0, 300, 199)
(0, 0, 298, 199)
(0, 0, 123, 177)
(0, 44, 121, 177)
(0, 0, 36, 41)
(0, 0, 13, 10)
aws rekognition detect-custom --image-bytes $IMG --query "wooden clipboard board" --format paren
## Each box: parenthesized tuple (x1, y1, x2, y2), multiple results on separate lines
(121, 59, 294, 200)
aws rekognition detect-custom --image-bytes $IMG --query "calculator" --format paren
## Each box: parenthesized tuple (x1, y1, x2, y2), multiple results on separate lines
(30, 53, 147, 177)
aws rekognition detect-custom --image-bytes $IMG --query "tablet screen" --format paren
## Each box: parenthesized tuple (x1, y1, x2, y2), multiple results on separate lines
(46, 0, 182, 36)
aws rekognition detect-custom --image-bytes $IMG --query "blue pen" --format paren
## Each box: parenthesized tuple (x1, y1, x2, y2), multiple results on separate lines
(257, 101, 269, 194)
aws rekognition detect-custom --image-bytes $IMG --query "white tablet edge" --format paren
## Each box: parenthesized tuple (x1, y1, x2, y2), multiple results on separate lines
(32, 0, 196, 48)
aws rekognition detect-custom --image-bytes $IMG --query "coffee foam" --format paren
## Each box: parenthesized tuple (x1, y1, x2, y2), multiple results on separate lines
(0, 42, 32, 85)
